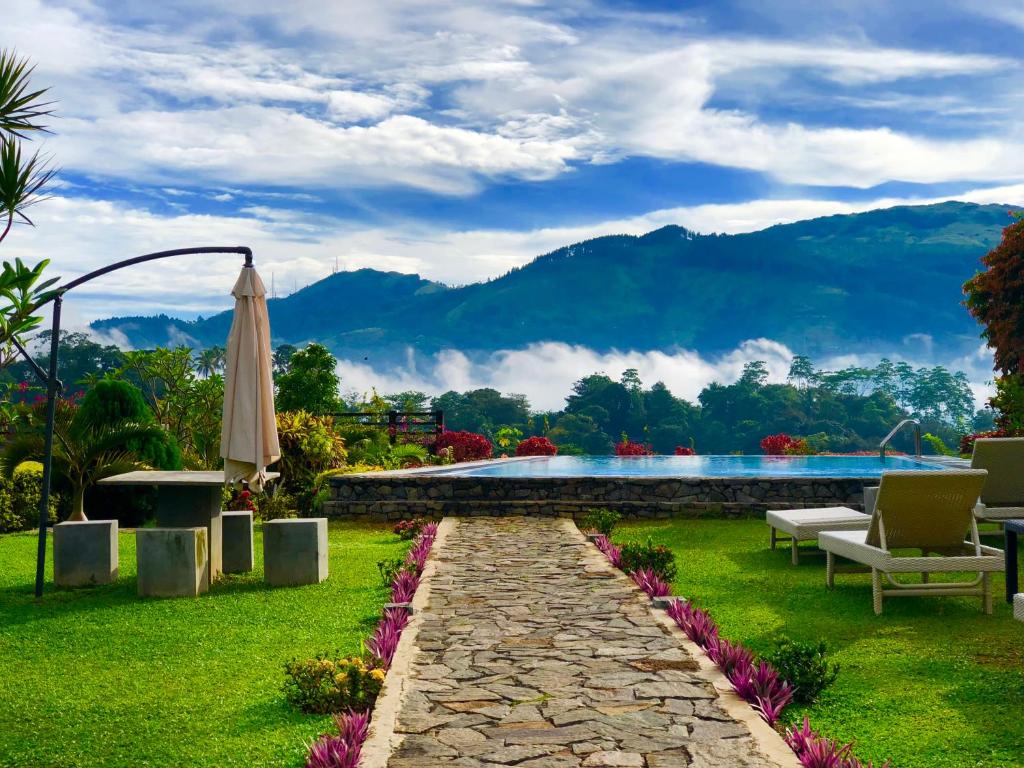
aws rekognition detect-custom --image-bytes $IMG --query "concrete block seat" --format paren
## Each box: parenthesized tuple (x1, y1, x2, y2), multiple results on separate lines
(53, 520, 119, 587)
(1015, 593, 1024, 623)
(136, 527, 210, 597)
(263, 518, 328, 586)
(767, 507, 871, 564)
(221, 510, 254, 573)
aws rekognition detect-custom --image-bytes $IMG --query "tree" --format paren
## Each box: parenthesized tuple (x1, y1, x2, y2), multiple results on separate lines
(964, 212, 1024, 375)
(2, 398, 164, 521)
(738, 360, 769, 388)
(964, 211, 1024, 429)
(384, 390, 430, 412)
(275, 342, 341, 415)
(195, 345, 225, 378)
(272, 343, 297, 377)
(4, 330, 123, 389)
(113, 347, 223, 468)
(787, 355, 816, 389)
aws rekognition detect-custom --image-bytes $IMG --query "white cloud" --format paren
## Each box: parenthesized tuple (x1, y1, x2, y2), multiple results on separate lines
(6, 0, 1023, 193)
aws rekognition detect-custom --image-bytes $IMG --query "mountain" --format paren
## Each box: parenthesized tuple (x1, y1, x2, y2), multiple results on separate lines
(91, 201, 1013, 362)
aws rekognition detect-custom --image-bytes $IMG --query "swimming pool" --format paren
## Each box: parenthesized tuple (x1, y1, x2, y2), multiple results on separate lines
(428, 454, 942, 479)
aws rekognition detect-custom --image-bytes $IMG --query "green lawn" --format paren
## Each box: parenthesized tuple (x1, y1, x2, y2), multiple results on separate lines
(613, 519, 1024, 768)
(0, 522, 405, 768)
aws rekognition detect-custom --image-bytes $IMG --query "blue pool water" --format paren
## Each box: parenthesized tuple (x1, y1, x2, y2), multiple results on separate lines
(432, 455, 943, 479)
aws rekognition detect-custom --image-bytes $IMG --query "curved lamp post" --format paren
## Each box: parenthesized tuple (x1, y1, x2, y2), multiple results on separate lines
(17, 246, 253, 597)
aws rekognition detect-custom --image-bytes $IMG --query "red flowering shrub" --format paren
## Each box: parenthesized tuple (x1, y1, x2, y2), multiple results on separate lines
(515, 436, 558, 456)
(615, 440, 653, 456)
(435, 430, 493, 463)
(959, 429, 1015, 455)
(227, 488, 256, 512)
(760, 434, 813, 456)
(674, 446, 695, 456)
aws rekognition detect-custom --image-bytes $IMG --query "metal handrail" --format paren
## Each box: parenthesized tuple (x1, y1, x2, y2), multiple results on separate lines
(879, 418, 921, 460)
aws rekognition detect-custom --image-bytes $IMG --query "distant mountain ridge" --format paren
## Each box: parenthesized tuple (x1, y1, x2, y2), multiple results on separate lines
(91, 201, 1014, 362)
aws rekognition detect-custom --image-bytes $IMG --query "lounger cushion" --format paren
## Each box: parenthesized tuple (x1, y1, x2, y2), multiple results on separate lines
(767, 508, 870, 540)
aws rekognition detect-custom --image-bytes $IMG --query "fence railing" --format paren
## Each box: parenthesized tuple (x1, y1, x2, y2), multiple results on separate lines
(332, 410, 444, 445)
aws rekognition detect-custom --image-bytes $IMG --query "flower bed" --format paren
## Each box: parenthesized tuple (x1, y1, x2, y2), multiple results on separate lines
(295, 522, 439, 767)
(590, 532, 890, 768)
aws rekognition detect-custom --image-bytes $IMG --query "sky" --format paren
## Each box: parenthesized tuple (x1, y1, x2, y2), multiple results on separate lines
(3, 0, 1023, 405)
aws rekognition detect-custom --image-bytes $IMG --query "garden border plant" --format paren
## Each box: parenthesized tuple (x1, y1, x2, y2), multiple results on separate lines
(590, 532, 891, 768)
(288, 521, 440, 768)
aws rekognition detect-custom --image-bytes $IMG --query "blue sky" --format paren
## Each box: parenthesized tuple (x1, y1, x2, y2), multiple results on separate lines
(4, 0, 1024, 325)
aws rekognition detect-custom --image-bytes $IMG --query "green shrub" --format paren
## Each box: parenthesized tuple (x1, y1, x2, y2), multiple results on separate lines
(763, 638, 839, 705)
(582, 508, 621, 536)
(276, 411, 347, 514)
(0, 462, 58, 533)
(253, 490, 298, 522)
(283, 654, 384, 714)
(376, 557, 409, 587)
(618, 538, 677, 581)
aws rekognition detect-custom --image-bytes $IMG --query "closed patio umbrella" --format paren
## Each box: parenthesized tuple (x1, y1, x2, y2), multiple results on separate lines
(220, 264, 280, 490)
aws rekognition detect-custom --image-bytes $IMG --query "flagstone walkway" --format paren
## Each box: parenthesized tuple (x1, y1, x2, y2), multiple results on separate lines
(383, 517, 792, 768)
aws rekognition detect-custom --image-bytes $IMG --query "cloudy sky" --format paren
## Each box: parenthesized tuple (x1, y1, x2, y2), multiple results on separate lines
(3, 0, 1022, 322)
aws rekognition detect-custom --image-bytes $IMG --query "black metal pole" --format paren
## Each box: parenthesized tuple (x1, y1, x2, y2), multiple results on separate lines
(33, 297, 62, 598)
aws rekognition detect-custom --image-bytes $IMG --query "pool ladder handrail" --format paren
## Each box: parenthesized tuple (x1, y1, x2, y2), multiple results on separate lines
(879, 418, 921, 461)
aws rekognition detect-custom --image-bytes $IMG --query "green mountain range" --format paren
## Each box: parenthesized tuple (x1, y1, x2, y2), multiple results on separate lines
(90, 201, 1012, 362)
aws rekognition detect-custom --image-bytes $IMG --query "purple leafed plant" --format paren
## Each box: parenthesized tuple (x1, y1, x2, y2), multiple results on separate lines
(730, 660, 794, 724)
(390, 569, 420, 604)
(630, 568, 671, 598)
(593, 534, 622, 568)
(674, 602, 720, 651)
(707, 637, 755, 678)
(367, 608, 410, 669)
(405, 536, 433, 573)
(304, 710, 369, 768)
(335, 710, 370, 747)
(420, 521, 439, 540)
(784, 718, 891, 768)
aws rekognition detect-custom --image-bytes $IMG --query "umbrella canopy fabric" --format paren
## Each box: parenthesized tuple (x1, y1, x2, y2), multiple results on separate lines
(220, 265, 280, 490)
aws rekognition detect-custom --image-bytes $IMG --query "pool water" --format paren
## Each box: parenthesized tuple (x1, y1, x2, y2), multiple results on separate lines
(432, 455, 943, 479)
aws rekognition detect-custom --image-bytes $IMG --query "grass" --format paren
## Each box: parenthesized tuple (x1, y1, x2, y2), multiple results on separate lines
(0, 521, 405, 768)
(612, 519, 1024, 768)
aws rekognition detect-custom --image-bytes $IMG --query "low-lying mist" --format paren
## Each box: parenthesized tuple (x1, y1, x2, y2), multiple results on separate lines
(336, 339, 996, 412)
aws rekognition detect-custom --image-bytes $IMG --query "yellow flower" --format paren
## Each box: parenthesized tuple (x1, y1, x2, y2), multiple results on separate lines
(371, 669, 386, 683)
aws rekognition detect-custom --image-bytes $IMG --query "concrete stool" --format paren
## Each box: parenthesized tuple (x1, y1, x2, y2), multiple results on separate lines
(767, 507, 871, 565)
(222, 511, 254, 573)
(54, 520, 118, 587)
(137, 527, 209, 597)
(263, 518, 328, 586)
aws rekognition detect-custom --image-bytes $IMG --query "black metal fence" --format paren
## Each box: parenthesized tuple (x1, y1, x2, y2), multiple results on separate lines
(332, 410, 444, 445)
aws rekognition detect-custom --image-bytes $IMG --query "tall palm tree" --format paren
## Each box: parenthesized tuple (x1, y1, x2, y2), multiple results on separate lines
(2, 401, 163, 521)
(195, 347, 219, 378)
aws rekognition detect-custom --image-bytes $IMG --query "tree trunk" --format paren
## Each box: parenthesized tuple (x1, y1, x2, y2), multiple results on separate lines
(68, 485, 88, 522)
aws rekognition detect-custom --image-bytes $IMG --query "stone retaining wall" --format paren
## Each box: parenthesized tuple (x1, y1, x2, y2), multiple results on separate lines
(323, 474, 869, 521)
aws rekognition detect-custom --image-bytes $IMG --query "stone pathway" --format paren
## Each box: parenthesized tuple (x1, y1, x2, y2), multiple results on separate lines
(384, 517, 789, 768)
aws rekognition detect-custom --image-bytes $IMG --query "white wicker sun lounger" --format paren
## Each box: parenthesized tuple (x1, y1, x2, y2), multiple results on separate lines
(970, 437, 1024, 523)
(819, 470, 1004, 615)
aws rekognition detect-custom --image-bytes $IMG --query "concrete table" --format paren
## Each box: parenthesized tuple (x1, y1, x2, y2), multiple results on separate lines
(101, 471, 225, 581)
(1004, 519, 1023, 604)
(99, 471, 278, 583)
